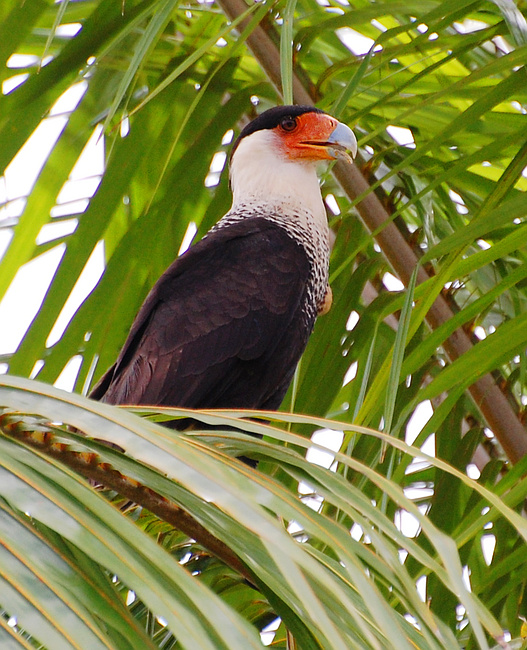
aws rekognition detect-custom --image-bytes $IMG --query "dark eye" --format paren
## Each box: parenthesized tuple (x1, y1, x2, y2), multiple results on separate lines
(280, 116, 297, 132)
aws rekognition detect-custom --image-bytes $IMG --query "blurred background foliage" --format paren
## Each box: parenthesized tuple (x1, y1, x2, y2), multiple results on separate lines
(2, 0, 527, 647)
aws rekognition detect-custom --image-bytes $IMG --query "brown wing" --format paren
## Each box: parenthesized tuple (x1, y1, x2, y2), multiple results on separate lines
(90, 218, 314, 411)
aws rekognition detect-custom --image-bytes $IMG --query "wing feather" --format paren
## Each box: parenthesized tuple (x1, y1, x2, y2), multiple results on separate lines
(91, 217, 315, 410)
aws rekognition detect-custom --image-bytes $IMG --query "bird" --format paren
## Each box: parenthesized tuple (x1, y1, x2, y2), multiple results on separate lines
(90, 105, 357, 424)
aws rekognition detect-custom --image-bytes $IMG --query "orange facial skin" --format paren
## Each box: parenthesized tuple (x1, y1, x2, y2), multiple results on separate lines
(273, 111, 347, 162)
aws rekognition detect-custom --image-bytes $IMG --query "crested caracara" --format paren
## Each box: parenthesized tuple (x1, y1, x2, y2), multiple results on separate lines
(91, 105, 357, 421)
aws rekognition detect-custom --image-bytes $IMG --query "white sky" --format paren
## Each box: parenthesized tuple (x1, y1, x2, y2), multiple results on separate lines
(0, 80, 105, 387)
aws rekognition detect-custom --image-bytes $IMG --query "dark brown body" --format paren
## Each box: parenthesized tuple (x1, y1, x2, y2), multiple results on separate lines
(91, 217, 315, 413)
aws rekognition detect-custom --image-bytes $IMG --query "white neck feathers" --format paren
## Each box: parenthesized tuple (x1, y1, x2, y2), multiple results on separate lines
(229, 130, 327, 229)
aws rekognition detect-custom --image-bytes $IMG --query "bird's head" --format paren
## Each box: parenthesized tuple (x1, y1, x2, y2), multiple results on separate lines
(228, 106, 357, 211)
(231, 105, 357, 165)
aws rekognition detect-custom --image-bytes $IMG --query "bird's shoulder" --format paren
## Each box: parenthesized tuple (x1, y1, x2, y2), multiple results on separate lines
(142, 216, 311, 312)
(164, 216, 310, 279)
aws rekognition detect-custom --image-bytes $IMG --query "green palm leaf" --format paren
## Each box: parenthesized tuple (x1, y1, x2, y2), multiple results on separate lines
(2, 0, 527, 646)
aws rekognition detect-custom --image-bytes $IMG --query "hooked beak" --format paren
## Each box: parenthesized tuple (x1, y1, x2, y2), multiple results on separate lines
(326, 121, 358, 163)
